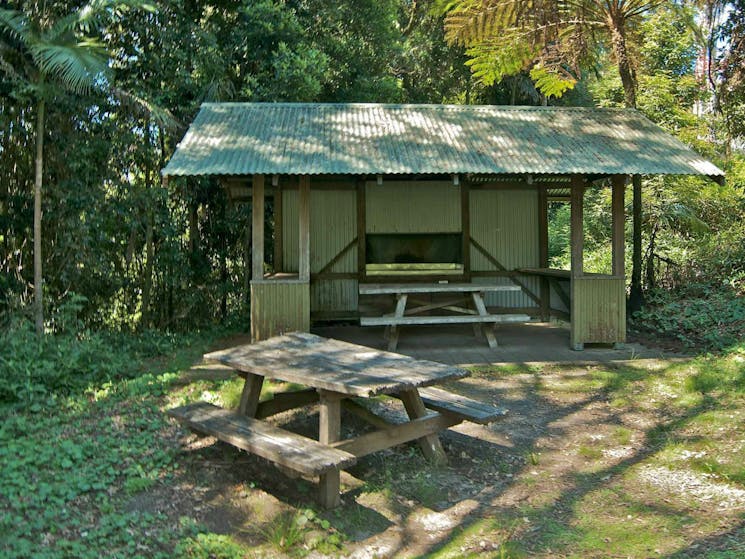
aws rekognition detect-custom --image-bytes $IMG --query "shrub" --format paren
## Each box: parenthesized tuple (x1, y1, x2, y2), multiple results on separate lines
(0, 315, 208, 407)
(631, 283, 745, 351)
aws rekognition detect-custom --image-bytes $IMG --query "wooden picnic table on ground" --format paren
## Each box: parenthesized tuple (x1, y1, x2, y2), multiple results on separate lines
(168, 332, 507, 508)
(359, 282, 530, 351)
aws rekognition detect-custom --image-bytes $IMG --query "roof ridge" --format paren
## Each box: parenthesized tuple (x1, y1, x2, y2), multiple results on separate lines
(200, 102, 634, 112)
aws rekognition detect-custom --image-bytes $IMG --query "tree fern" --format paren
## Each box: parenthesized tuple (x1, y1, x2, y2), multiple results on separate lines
(443, 0, 654, 100)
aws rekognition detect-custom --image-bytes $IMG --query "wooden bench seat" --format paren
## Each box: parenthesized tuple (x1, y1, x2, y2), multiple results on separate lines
(168, 402, 357, 476)
(360, 313, 530, 327)
(416, 387, 508, 424)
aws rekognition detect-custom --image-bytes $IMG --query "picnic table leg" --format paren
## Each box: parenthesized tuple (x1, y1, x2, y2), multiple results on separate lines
(318, 390, 343, 508)
(238, 372, 264, 417)
(472, 292, 498, 349)
(399, 389, 447, 465)
(387, 293, 408, 352)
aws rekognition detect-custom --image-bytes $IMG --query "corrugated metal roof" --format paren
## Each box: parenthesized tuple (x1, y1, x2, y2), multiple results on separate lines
(162, 103, 724, 179)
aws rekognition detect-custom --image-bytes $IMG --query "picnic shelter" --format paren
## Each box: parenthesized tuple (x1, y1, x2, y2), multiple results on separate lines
(162, 103, 724, 349)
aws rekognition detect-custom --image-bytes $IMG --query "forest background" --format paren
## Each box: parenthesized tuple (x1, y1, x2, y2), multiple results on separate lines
(1, 0, 743, 405)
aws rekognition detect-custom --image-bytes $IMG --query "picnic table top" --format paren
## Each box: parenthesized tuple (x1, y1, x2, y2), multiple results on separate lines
(203, 332, 468, 397)
(358, 282, 522, 295)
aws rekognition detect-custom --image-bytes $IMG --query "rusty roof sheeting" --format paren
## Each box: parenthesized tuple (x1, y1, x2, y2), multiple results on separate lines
(162, 103, 724, 179)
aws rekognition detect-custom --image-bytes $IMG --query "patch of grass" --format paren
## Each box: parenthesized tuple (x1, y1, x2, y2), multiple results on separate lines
(407, 471, 448, 508)
(218, 378, 248, 409)
(578, 445, 604, 460)
(469, 364, 541, 376)
(175, 533, 248, 559)
(539, 369, 618, 393)
(614, 426, 633, 445)
(262, 511, 307, 551)
(425, 516, 527, 559)
(260, 508, 345, 555)
(123, 473, 157, 495)
(551, 487, 694, 558)
(326, 503, 390, 542)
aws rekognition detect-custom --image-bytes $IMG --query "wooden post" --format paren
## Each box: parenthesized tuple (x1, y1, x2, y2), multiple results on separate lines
(399, 389, 447, 465)
(252, 175, 265, 280)
(629, 174, 644, 311)
(273, 180, 283, 272)
(570, 175, 585, 351)
(299, 175, 310, 282)
(357, 179, 366, 281)
(538, 185, 549, 321)
(244, 217, 251, 311)
(570, 175, 584, 278)
(318, 390, 342, 508)
(611, 175, 626, 277)
(461, 180, 471, 281)
(238, 373, 264, 417)
(612, 174, 627, 349)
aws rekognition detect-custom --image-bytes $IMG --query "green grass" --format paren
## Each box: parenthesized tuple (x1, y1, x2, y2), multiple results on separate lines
(577, 445, 604, 460)
(614, 426, 633, 445)
(469, 363, 542, 376)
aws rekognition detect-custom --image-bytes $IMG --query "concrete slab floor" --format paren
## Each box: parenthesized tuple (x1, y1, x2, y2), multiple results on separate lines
(312, 321, 673, 367)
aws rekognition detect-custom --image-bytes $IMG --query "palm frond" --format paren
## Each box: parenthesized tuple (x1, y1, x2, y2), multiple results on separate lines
(445, 0, 522, 47)
(111, 87, 180, 131)
(0, 40, 22, 80)
(46, 1, 156, 40)
(0, 8, 30, 40)
(29, 39, 107, 94)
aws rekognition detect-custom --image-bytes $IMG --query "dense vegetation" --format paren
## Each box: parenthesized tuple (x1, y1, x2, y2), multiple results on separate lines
(0, 1, 743, 383)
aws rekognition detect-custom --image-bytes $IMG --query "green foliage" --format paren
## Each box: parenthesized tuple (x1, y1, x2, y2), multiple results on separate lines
(175, 533, 247, 559)
(0, 378, 176, 558)
(0, 305, 218, 407)
(0, 330, 234, 559)
(639, 5, 698, 77)
(444, 0, 584, 97)
(529, 64, 576, 99)
(632, 285, 745, 351)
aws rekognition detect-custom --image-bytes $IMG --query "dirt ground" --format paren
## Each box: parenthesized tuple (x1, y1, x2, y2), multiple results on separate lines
(152, 347, 745, 558)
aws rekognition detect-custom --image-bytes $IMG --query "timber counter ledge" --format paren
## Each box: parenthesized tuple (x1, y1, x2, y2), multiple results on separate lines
(168, 332, 508, 509)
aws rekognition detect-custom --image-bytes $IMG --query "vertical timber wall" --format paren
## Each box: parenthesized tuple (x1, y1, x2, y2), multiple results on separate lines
(282, 181, 542, 315)
(283, 181, 358, 314)
(470, 188, 540, 309)
(571, 276, 626, 345)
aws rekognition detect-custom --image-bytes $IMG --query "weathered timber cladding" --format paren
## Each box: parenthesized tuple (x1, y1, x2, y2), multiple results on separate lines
(250, 281, 310, 341)
(282, 181, 542, 314)
(570, 276, 626, 345)
(283, 184, 358, 312)
(366, 181, 461, 233)
(469, 188, 540, 308)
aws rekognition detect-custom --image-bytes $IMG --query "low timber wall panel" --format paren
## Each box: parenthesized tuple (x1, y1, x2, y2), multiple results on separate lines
(571, 276, 626, 346)
(250, 281, 310, 341)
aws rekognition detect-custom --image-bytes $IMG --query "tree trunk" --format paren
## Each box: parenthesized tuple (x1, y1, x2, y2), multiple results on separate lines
(608, 14, 637, 108)
(629, 174, 644, 312)
(608, 12, 643, 312)
(141, 215, 154, 327)
(33, 98, 45, 335)
(140, 124, 155, 329)
(645, 223, 658, 290)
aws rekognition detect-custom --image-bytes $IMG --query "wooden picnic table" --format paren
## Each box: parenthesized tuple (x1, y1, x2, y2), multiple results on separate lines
(168, 332, 506, 508)
(359, 282, 530, 351)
